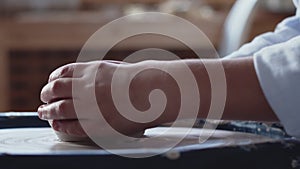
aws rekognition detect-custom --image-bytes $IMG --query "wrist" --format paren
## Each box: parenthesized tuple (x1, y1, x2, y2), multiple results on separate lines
(129, 61, 179, 128)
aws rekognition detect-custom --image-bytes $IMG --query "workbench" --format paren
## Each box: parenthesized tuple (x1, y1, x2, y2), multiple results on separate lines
(0, 112, 299, 169)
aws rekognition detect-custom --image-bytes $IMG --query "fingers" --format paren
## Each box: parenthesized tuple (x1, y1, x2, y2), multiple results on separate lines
(51, 120, 87, 137)
(48, 61, 127, 83)
(38, 100, 77, 120)
(49, 64, 74, 82)
(41, 78, 75, 103)
(49, 63, 86, 83)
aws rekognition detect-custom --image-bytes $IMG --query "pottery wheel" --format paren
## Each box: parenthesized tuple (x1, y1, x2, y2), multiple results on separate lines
(0, 127, 275, 155)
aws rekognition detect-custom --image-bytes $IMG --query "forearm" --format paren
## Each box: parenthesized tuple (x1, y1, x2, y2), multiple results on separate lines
(209, 57, 277, 121)
(188, 57, 278, 121)
(136, 57, 279, 127)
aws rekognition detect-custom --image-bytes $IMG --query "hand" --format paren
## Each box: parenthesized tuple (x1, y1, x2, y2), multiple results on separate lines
(38, 61, 152, 138)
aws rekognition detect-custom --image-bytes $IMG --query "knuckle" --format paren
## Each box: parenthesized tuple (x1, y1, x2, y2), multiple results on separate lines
(49, 64, 74, 82)
(100, 61, 112, 70)
(60, 64, 74, 76)
(59, 66, 69, 76)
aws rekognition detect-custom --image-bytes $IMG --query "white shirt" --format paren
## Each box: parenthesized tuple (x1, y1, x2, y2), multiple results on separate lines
(226, 0, 300, 138)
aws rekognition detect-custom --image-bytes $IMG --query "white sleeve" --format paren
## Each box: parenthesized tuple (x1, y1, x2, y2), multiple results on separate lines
(225, 15, 300, 58)
(254, 36, 300, 138)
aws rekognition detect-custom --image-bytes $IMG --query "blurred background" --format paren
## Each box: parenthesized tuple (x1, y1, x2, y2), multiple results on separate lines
(0, 0, 296, 112)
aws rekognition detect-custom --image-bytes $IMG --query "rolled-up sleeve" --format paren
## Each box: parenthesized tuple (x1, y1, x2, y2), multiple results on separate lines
(225, 0, 300, 138)
(254, 36, 300, 138)
(226, 15, 300, 58)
